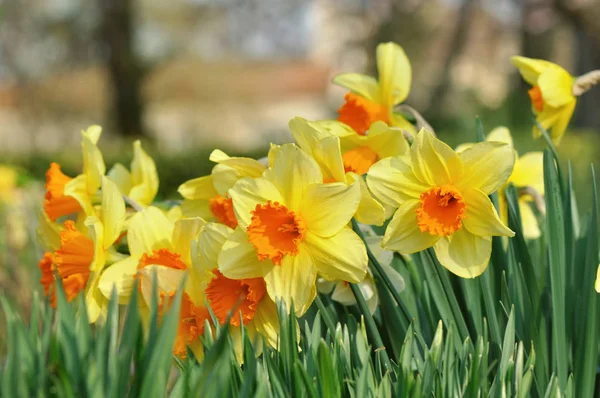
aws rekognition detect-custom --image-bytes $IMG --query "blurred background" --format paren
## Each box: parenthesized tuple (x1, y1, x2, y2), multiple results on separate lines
(1, 0, 600, 349)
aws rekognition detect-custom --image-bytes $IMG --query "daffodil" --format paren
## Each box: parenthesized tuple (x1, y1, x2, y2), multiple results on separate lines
(108, 140, 159, 207)
(595, 265, 600, 293)
(289, 117, 408, 225)
(334, 42, 414, 135)
(97, 206, 278, 359)
(38, 177, 126, 322)
(178, 150, 266, 228)
(367, 128, 516, 278)
(0, 164, 18, 203)
(456, 127, 544, 239)
(317, 233, 404, 314)
(218, 143, 368, 315)
(511, 56, 576, 145)
(44, 126, 105, 221)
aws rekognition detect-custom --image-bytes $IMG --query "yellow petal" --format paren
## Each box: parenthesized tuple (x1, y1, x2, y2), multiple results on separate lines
(389, 112, 417, 133)
(332, 73, 381, 103)
(411, 128, 463, 186)
(455, 142, 474, 154)
(172, 217, 205, 265)
(139, 265, 186, 305)
(250, 298, 281, 350)
(97, 256, 139, 303)
(462, 188, 515, 237)
(129, 141, 159, 206)
(519, 200, 541, 240)
(365, 121, 410, 158)
(376, 42, 411, 106)
(263, 144, 322, 211)
(229, 177, 283, 229)
(128, 206, 174, 258)
(458, 141, 515, 195)
(595, 265, 600, 293)
(85, 215, 106, 273)
(37, 211, 63, 250)
(538, 66, 574, 108)
(81, 130, 106, 195)
(101, 177, 126, 248)
(511, 56, 554, 85)
(181, 199, 213, 219)
(107, 163, 133, 196)
(510, 152, 544, 194)
(211, 152, 266, 196)
(487, 126, 513, 147)
(367, 156, 427, 207)
(314, 120, 356, 138)
(289, 116, 333, 150)
(197, 222, 233, 268)
(382, 199, 439, 253)
(85, 276, 107, 324)
(263, 246, 316, 316)
(348, 172, 386, 226)
(82, 125, 102, 144)
(547, 100, 575, 145)
(299, 181, 360, 237)
(533, 106, 561, 138)
(219, 227, 272, 279)
(433, 228, 491, 278)
(64, 174, 94, 215)
(178, 175, 217, 200)
(303, 228, 367, 283)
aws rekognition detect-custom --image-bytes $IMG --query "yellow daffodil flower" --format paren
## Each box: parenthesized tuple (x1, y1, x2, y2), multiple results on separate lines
(44, 126, 105, 221)
(39, 177, 126, 323)
(457, 127, 544, 239)
(595, 265, 600, 293)
(108, 140, 159, 207)
(512, 56, 576, 145)
(367, 128, 516, 278)
(218, 143, 368, 315)
(289, 117, 408, 225)
(317, 234, 404, 314)
(178, 150, 266, 228)
(0, 164, 18, 203)
(334, 42, 414, 135)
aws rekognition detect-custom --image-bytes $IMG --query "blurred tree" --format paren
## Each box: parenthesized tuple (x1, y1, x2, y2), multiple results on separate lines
(98, 0, 146, 138)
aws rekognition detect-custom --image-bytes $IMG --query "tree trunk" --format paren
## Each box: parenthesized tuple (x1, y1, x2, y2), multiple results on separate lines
(98, 0, 146, 138)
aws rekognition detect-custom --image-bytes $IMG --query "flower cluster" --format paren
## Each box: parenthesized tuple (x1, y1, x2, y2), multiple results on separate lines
(37, 42, 600, 359)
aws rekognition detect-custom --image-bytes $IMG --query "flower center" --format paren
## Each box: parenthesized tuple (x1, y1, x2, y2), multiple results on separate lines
(38, 252, 57, 306)
(528, 85, 544, 112)
(159, 291, 209, 357)
(337, 92, 389, 135)
(342, 146, 379, 175)
(137, 248, 188, 272)
(209, 195, 238, 229)
(247, 200, 306, 265)
(416, 186, 466, 236)
(44, 162, 82, 221)
(53, 220, 94, 302)
(205, 269, 266, 326)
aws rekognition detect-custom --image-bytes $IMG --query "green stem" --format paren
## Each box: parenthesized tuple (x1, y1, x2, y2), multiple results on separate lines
(349, 283, 394, 375)
(351, 219, 414, 324)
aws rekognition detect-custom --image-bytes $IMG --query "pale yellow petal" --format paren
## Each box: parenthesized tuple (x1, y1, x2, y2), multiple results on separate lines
(347, 172, 386, 226)
(229, 177, 283, 229)
(197, 222, 233, 268)
(85, 275, 107, 324)
(128, 206, 174, 258)
(595, 266, 600, 293)
(389, 112, 417, 134)
(97, 256, 139, 303)
(218, 227, 272, 279)
(303, 228, 367, 283)
(181, 199, 213, 219)
(376, 42, 411, 106)
(367, 156, 427, 207)
(178, 175, 218, 200)
(519, 200, 541, 240)
(81, 131, 106, 195)
(263, 143, 322, 211)
(84, 215, 106, 273)
(433, 228, 491, 278)
(299, 181, 360, 237)
(101, 177, 126, 248)
(37, 211, 62, 250)
(548, 100, 575, 145)
(172, 217, 205, 265)
(139, 265, 186, 305)
(455, 143, 474, 154)
(250, 298, 281, 350)
(382, 199, 439, 253)
(289, 116, 332, 150)
(510, 152, 544, 194)
(107, 163, 133, 196)
(511, 56, 554, 85)
(332, 73, 381, 103)
(411, 128, 463, 186)
(458, 141, 515, 195)
(365, 121, 410, 158)
(129, 140, 159, 206)
(462, 188, 514, 237)
(486, 127, 513, 147)
(211, 151, 267, 179)
(538, 66, 574, 108)
(64, 174, 94, 215)
(365, 236, 394, 268)
(263, 247, 316, 316)
(82, 125, 102, 144)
